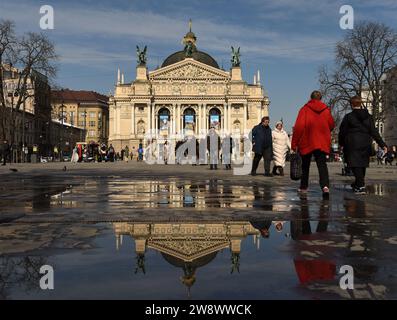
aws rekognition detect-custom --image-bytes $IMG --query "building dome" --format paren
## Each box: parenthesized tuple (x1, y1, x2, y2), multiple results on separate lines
(161, 19, 220, 69)
(161, 50, 220, 69)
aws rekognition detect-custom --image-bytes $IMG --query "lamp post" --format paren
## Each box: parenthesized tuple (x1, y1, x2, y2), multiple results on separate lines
(59, 100, 66, 161)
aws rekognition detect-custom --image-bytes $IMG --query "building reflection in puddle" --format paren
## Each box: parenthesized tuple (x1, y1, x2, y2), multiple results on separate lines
(36, 178, 294, 211)
(113, 221, 260, 283)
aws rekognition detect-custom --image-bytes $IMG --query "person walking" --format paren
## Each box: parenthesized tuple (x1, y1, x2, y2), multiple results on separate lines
(222, 135, 233, 170)
(163, 141, 169, 165)
(376, 147, 385, 165)
(207, 127, 220, 170)
(384, 149, 394, 165)
(71, 145, 79, 163)
(1, 140, 10, 166)
(250, 116, 273, 176)
(108, 144, 115, 162)
(291, 91, 335, 198)
(272, 121, 291, 176)
(338, 95, 387, 194)
(124, 145, 129, 163)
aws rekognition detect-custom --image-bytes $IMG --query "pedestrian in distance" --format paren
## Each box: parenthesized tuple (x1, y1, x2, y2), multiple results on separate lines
(338, 95, 387, 194)
(163, 141, 169, 165)
(291, 90, 335, 198)
(250, 116, 273, 177)
(222, 134, 233, 170)
(272, 121, 291, 176)
(1, 140, 10, 166)
(207, 127, 220, 170)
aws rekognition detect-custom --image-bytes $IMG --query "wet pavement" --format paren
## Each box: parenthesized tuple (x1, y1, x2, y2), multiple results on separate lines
(0, 162, 397, 299)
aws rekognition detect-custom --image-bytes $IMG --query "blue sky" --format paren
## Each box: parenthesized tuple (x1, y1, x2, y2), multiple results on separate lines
(1, 0, 396, 130)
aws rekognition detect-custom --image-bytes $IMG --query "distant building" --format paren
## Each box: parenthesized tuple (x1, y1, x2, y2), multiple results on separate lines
(382, 66, 397, 146)
(109, 23, 270, 151)
(1, 64, 52, 160)
(51, 89, 109, 144)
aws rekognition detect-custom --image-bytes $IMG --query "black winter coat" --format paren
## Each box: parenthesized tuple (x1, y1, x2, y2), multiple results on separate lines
(251, 124, 273, 155)
(338, 109, 386, 168)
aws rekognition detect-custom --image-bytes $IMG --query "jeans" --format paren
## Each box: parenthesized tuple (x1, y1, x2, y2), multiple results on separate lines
(351, 167, 366, 188)
(251, 147, 272, 174)
(300, 150, 329, 189)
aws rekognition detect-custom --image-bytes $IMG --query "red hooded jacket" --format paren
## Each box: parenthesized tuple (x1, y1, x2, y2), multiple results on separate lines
(291, 99, 335, 155)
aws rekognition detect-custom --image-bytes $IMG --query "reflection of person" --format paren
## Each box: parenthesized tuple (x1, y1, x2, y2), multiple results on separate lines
(250, 220, 272, 238)
(272, 221, 286, 232)
(272, 121, 290, 176)
(250, 116, 273, 176)
(291, 91, 335, 198)
(338, 96, 387, 194)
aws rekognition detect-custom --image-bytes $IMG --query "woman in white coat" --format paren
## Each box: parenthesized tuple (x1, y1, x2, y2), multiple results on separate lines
(272, 121, 291, 176)
(71, 145, 79, 163)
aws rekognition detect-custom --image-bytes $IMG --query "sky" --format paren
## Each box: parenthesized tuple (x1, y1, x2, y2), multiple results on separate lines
(1, 0, 396, 131)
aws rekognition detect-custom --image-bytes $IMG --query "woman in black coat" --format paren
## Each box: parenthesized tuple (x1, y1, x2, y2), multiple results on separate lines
(338, 96, 387, 194)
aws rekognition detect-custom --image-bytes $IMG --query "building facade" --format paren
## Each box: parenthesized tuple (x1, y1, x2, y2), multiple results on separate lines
(382, 66, 397, 146)
(109, 26, 270, 151)
(51, 90, 109, 144)
(1, 65, 53, 160)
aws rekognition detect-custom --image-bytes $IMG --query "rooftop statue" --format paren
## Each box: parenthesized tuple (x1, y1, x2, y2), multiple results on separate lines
(136, 45, 147, 66)
(231, 46, 241, 67)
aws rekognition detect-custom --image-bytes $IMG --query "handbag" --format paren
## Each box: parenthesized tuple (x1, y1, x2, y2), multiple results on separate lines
(290, 152, 302, 180)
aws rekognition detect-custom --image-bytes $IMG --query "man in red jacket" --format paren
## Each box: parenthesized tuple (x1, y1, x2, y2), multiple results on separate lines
(291, 91, 335, 198)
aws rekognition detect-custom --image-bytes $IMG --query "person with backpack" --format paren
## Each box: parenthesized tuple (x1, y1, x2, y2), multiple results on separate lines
(338, 95, 387, 194)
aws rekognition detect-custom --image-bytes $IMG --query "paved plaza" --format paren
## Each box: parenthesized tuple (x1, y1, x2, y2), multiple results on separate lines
(0, 161, 397, 299)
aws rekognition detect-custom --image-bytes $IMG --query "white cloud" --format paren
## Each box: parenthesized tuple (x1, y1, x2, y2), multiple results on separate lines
(0, 0, 338, 65)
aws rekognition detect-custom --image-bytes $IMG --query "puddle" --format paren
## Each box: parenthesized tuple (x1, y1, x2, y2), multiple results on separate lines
(1, 176, 397, 299)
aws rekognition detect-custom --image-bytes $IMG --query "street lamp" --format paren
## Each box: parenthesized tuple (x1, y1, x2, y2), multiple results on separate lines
(59, 100, 66, 161)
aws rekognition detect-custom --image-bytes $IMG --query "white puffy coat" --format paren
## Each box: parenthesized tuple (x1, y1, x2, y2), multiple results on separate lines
(272, 128, 291, 167)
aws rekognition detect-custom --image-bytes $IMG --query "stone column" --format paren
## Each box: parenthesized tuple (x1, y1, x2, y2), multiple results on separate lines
(243, 103, 247, 133)
(151, 103, 155, 136)
(131, 104, 135, 135)
(198, 104, 201, 134)
(176, 104, 180, 135)
(205, 105, 208, 132)
(147, 103, 151, 134)
(116, 106, 121, 138)
(228, 104, 232, 134)
(223, 103, 227, 133)
(257, 105, 261, 123)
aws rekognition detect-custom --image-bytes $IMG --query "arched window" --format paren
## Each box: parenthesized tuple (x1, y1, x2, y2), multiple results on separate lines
(208, 108, 221, 130)
(158, 107, 170, 135)
(183, 108, 196, 133)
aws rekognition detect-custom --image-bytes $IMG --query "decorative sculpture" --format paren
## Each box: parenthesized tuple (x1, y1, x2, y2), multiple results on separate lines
(231, 46, 241, 67)
(184, 42, 195, 58)
(136, 45, 147, 66)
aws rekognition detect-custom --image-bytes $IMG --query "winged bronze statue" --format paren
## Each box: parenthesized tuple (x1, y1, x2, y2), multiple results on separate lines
(136, 45, 147, 65)
(231, 46, 241, 67)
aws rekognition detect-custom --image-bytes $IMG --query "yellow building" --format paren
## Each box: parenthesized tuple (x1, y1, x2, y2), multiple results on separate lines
(109, 24, 270, 151)
(51, 89, 109, 144)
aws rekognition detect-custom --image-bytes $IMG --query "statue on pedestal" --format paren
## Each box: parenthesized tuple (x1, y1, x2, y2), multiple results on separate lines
(136, 45, 147, 66)
(231, 46, 241, 67)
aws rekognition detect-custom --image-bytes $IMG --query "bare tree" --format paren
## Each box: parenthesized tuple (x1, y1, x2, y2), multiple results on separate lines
(0, 19, 58, 147)
(319, 21, 397, 130)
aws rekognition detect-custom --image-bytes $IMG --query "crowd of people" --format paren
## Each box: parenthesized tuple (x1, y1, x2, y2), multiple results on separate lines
(1, 90, 393, 198)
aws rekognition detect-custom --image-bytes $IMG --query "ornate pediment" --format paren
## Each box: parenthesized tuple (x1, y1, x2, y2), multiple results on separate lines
(147, 238, 230, 261)
(149, 59, 229, 82)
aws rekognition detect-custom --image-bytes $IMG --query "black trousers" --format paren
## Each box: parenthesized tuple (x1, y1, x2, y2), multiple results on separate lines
(351, 167, 366, 188)
(300, 150, 329, 189)
(251, 147, 272, 174)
